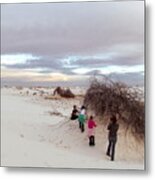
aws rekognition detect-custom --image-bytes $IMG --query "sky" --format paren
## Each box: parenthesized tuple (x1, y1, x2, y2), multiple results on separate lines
(1, 1, 144, 87)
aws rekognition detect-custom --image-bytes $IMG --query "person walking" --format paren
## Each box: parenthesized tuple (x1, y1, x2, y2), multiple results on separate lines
(78, 106, 86, 132)
(106, 115, 119, 161)
(87, 116, 97, 146)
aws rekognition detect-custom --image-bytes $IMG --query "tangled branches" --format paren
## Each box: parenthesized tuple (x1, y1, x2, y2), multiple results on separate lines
(84, 77, 145, 139)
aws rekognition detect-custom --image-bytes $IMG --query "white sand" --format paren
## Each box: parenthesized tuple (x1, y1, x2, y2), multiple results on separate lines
(1, 87, 144, 169)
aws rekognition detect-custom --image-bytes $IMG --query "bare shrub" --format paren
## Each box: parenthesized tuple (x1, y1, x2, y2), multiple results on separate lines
(33, 92, 37, 96)
(84, 77, 144, 139)
(16, 86, 23, 90)
(53, 87, 75, 98)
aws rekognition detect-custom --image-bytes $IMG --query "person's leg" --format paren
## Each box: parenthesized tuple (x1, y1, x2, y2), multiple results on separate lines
(83, 123, 85, 132)
(92, 135, 95, 146)
(81, 123, 84, 132)
(89, 136, 91, 146)
(89, 136, 93, 146)
(79, 121, 81, 129)
(106, 140, 112, 156)
(111, 141, 116, 161)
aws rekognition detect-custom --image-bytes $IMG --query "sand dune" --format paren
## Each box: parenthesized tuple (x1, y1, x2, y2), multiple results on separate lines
(1, 87, 144, 169)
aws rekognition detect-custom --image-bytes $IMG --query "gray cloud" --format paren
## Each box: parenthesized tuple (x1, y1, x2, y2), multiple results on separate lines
(1, 1, 144, 56)
(4, 57, 61, 70)
(1, 72, 144, 87)
(1, 1, 144, 86)
(109, 72, 144, 86)
(3, 52, 144, 75)
(88, 71, 144, 86)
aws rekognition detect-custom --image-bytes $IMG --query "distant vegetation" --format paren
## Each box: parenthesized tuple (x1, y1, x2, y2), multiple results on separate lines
(53, 86, 75, 98)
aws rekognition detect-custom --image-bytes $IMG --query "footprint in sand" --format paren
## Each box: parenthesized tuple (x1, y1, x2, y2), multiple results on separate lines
(40, 139, 46, 142)
(38, 134, 46, 142)
(20, 134, 24, 138)
(24, 152, 28, 157)
(63, 145, 70, 149)
(59, 140, 63, 144)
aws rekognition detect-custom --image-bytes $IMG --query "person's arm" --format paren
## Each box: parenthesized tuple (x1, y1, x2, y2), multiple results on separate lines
(76, 109, 79, 113)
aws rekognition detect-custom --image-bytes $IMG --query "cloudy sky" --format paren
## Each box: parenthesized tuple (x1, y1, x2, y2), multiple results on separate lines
(1, 1, 144, 87)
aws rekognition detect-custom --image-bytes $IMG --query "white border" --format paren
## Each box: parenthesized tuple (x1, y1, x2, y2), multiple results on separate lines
(1, 0, 155, 179)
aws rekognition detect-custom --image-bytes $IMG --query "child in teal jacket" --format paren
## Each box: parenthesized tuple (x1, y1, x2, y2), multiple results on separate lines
(78, 106, 86, 132)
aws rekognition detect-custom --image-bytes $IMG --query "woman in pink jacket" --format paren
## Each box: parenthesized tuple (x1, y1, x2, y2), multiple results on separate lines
(87, 116, 97, 146)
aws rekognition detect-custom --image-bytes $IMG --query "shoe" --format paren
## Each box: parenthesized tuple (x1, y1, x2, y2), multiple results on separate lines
(106, 152, 110, 156)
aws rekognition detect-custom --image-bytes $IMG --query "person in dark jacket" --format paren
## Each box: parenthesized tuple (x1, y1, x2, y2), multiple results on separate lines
(106, 115, 119, 161)
(70, 105, 79, 120)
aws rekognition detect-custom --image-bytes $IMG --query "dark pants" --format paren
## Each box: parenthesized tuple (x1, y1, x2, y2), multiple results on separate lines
(71, 115, 78, 120)
(81, 123, 85, 132)
(79, 121, 82, 128)
(89, 136, 95, 146)
(79, 122, 85, 132)
(106, 138, 117, 161)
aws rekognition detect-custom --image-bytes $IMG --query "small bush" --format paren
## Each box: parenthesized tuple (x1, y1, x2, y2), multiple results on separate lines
(53, 87, 75, 98)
